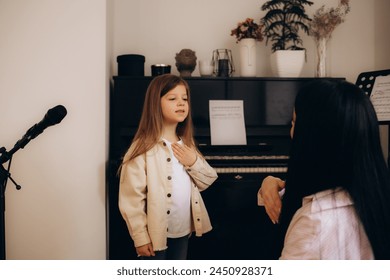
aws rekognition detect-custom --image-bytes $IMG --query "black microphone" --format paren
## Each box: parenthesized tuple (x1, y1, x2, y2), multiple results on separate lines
(21, 105, 67, 142)
(0, 105, 67, 164)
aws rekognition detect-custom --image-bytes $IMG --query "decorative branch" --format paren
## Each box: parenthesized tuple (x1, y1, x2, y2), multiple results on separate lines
(309, 0, 350, 40)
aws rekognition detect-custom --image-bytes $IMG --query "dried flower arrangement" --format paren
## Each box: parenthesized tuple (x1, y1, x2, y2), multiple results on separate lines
(310, 0, 351, 77)
(309, 0, 351, 40)
(230, 18, 264, 43)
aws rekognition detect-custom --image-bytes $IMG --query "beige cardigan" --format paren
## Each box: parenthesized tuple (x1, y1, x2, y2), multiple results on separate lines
(118, 139, 218, 251)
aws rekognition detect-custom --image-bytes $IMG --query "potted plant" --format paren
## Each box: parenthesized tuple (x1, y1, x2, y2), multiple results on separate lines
(231, 18, 264, 77)
(260, 0, 313, 77)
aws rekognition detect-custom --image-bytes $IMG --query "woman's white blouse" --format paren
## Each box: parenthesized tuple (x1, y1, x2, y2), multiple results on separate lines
(280, 188, 374, 260)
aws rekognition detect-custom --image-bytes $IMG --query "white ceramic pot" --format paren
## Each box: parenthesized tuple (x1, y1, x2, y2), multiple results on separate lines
(198, 60, 214, 77)
(239, 38, 257, 77)
(270, 50, 305, 77)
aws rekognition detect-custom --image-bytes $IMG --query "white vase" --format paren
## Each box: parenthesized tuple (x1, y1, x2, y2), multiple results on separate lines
(315, 37, 328, 77)
(239, 38, 256, 77)
(270, 50, 305, 77)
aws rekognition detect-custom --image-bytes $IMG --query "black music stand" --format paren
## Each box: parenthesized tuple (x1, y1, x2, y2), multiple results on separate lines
(355, 69, 390, 165)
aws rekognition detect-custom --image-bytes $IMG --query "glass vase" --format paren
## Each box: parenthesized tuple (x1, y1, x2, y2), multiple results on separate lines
(315, 37, 328, 77)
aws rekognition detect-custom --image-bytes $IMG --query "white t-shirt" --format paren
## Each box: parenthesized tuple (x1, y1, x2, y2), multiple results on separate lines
(163, 139, 192, 238)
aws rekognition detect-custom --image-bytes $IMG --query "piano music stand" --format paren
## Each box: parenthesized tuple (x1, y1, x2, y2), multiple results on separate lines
(355, 69, 390, 96)
(355, 69, 390, 165)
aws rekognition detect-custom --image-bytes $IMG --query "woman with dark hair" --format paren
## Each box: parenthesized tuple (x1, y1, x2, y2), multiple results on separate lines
(258, 79, 390, 259)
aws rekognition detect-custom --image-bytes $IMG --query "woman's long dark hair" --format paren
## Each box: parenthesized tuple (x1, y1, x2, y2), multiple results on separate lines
(280, 79, 390, 259)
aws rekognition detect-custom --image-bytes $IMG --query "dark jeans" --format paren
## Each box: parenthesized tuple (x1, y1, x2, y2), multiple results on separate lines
(140, 235, 189, 260)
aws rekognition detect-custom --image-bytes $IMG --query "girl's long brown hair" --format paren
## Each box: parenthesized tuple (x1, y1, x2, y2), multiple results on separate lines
(121, 74, 197, 166)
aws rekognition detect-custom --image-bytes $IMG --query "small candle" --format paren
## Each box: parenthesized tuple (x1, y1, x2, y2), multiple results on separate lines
(218, 59, 230, 77)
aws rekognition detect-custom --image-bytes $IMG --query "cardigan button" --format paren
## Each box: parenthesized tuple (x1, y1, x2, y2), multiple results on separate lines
(163, 142, 167, 146)
(167, 210, 170, 214)
(187, 168, 191, 172)
(167, 158, 171, 162)
(167, 193, 171, 197)
(167, 176, 172, 180)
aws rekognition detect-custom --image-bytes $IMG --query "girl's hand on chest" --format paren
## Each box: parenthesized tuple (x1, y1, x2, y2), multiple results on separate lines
(171, 143, 197, 167)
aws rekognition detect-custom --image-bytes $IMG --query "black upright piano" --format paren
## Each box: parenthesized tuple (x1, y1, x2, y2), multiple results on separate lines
(107, 76, 343, 260)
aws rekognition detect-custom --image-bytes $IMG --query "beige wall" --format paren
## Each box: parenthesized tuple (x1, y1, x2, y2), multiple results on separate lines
(0, 0, 388, 260)
(374, 0, 390, 160)
(0, 0, 108, 259)
(111, 0, 386, 83)
(375, 0, 390, 69)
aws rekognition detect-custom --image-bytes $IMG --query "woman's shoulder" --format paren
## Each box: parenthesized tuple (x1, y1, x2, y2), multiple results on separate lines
(304, 188, 353, 214)
(291, 188, 354, 232)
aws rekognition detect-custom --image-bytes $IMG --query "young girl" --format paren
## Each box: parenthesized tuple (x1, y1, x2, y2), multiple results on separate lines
(118, 74, 217, 260)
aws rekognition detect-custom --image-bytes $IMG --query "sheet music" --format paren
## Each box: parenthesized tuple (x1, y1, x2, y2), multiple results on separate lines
(209, 100, 247, 145)
(370, 75, 390, 121)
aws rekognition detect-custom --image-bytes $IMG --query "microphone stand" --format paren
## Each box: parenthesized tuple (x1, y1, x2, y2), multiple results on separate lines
(0, 105, 66, 259)
(0, 157, 8, 260)
(0, 145, 25, 260)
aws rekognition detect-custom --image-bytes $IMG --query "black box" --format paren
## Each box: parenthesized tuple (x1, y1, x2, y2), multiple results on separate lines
(117, 54, 145, 76)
